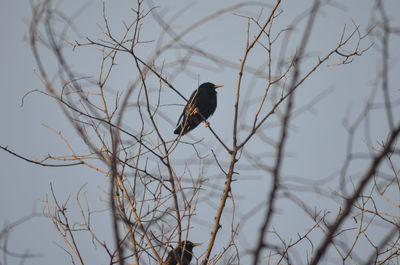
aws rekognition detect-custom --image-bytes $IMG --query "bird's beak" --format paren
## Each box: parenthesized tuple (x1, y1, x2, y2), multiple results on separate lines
(192, 243, 202, 247)
(214, 85, 224, 89)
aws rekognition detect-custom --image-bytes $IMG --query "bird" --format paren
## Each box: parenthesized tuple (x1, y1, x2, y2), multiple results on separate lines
(174, 82, 223, 135)
(163, 241, 201, 265)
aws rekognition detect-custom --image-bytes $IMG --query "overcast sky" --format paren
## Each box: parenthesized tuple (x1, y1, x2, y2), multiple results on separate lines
(1, 0, 400, 264)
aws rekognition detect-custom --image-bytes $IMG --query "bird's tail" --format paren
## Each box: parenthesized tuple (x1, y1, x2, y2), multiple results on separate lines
(174, 124, 185, 135)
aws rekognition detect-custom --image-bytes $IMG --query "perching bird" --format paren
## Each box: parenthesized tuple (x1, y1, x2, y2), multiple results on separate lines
(163, 241, 201, 265)
(174, 82, 223, 135)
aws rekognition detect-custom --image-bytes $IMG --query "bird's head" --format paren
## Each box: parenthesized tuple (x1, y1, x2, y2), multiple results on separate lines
(180, 241, 202, 252)
(200, 82, 224, 91)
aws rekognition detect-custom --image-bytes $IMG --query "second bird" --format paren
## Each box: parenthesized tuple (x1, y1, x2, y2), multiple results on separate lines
(163, 241, 201, 265)
(174, 82, 223, 135)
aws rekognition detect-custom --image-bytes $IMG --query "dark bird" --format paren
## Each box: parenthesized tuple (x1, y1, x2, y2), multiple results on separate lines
(174, 82, 223, 135)
(163, 241, 201, 265)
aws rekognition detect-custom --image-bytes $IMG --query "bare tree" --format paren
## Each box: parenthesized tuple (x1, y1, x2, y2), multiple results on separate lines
(2, 0, 400, 264)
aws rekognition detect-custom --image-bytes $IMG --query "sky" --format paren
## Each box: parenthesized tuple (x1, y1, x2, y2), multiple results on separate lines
(1, 0, 400, 264)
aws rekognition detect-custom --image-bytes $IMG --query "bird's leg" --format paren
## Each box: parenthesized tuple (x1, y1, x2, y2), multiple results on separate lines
(203, 121, 209, 128)
(189, 107, 199, 116)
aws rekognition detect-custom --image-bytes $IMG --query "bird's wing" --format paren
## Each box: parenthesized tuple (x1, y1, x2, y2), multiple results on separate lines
(176, 89, 199, 126)
(184, 90, 199, 115)
(176, 111, 185, 126)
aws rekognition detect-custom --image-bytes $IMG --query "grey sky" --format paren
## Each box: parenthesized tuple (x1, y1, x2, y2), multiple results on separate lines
(1, 0, 400, 264)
